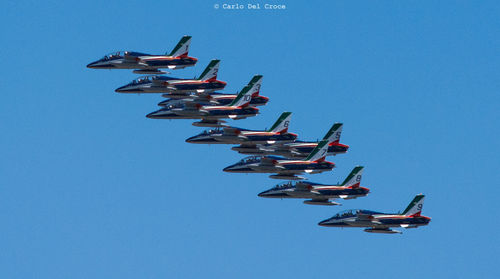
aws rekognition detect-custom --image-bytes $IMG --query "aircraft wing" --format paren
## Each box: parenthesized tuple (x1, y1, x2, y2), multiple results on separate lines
(222, 127, 242, 135)
(260, 157, 279, 166)
(355, 212, 382, 225)
(152, 78, 167, 85)
(124, 52, 140, 62)
(183, 102, 201, 110)
(259, 143, 290, 152)
(192, 93, 216, 104)
(294, 182, 313, 192)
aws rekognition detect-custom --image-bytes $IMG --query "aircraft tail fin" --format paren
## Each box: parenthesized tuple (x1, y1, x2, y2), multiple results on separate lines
(267, 112, 292, 133)
(340, 166, 364, 188)
(228, 85, 252, 107)
(322, 123, 343, 144)
(198, 59, 220, 81)
(304, 140, 329, 162)
(169, 35, 192, 57)
(246, 75, 263, 96)
(402, 194, 425, 216)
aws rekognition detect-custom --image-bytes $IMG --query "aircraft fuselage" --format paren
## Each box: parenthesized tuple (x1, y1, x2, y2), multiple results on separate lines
(147, 106, 259, 120)
(87, 54, 197, 70)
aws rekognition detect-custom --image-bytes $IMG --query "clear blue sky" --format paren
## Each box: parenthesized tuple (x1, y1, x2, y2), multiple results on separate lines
(1, 1, 499, 278)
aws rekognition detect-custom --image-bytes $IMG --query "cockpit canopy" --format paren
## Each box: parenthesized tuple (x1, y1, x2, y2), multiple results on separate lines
(130, 75, 155, 84)
(238, 156, 262, 164)
(274, 181, 295, 189)
(334, 209, 357, 218)
(200, 128, 223, 135)
(334, 209, 383, 218)
(163, 102, 184, 110)
(102, 51, 150, 60)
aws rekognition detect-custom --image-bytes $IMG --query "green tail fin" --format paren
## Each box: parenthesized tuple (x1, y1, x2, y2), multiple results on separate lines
(340, 166, 364, 187)
(228, 86, 252, 107)
(402, 194, 425, 216)
(304, 140, 329, 161)
(169, 35, 192, 57)
(267, 112, 292, 133)
(198, 59, 220, 81)
(322, 123, 343, 143)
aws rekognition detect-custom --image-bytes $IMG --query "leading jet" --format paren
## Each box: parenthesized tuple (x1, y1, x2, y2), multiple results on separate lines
(318, 194, 431, 234)
(115, 59, 226, 94)
(223, 140, 334, 180)
(231, 123, 348, 158)
(146, 81, 259, 127)
(258, 166, 369, 205)
(185, 112, 296, 145)
(87, 35, 197, 74)
(158, 75, 268, 107)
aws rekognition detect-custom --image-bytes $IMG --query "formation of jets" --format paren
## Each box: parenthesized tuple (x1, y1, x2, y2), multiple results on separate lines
(87, 36, 431, 234)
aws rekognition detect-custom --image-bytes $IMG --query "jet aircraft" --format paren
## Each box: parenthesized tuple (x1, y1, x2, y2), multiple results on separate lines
(258, 166, 369, 205)
(115, 60, 226, 94)
(223, 140, 334, 180)
(146, 81, 259, 127)
(318, 194, 431, 234)
(186, 112, 296, 145)
(158, 75, 268, 107)
(231, 123, 348, 158)
(87, 36, 197, 74)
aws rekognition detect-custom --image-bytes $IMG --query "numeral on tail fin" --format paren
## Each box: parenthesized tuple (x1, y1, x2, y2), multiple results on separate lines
(305, 140, 329, 162)
(268, 112, 292, 133)
(402, 194, 425, 216)
(341, 166, 364, 187)
(322, 123, 343, 143)
(229, 85, 253, 107)
(247, 75, 263, 96)
(198, 60, 220, 81)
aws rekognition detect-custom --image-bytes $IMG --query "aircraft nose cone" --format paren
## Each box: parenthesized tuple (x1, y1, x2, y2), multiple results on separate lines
(318, 220, 329, 226)
(115, 85, 127, 93)
(146, 111, 161, 119)
(86, 62, 96, 68)
(257, 190, 267, 197)
(185, 135, 198, 143)
(223, 165, 236, 172)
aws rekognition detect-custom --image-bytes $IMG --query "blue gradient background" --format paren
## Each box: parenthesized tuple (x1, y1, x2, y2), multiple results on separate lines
(1, 1, 499, 278)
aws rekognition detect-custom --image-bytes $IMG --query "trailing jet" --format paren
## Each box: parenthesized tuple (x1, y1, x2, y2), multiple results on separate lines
(186, 112, 296, 145)
(158, 93, 269, 107)
(158, 75, 268, 107)
(87, 35, 197, 74)
(318, 194, 431, 234)
(146, 81, 258, 127)
(115, 60, 226, 94)
(258, 166, 369, 205)
(231, 123, 348, 158)
(223, 140, 334, 180)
